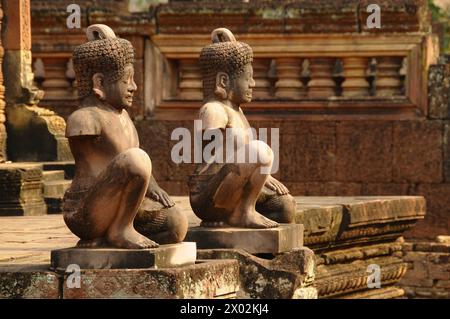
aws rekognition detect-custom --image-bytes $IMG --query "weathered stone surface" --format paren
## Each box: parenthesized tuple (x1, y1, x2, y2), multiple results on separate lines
(62, 259, 239, 299)
(0, 265, 60, 299)
(336, 121, 392, 182)
(157, 1, 284, 34)
(295, 196, 425, 248)
(42, 178, 71, 214)
(444, 122, 450, 182)
(315, 249, 407, 298)
(393, 121, 443, 183)
(51, 242, 197, 270)
(341, 287, 405, 299)
(198, 248, 316, 299)
(280, 122, 336, 182)
(0, 163, 47, 216)
(398, 239, 450, 299)
(361, 183, 410, 196)
(156, 0, 426, 34)
(359, 0, 426, 33)
(136, 119, 197, 184)
(42, 170, 65, 181)
(186, 224, 303, 254)
(410, 184, 450, 238)
(42, 161, 75, 179)
(428, 63, 450, 119)
(43, 179, 71, 198)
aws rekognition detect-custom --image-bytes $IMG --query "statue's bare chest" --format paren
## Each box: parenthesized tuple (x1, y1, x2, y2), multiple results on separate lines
(98, 111, 138, 152)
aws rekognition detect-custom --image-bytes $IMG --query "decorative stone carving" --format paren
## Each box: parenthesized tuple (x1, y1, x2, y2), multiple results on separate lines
(307, 58, 336, 98)
(178, 58, 203, 100)
(341, 57, 370, 97)
(2, 0, 71, 162)
(252, 58, 272, 100)
(40, 57, 73, 100)
(275, 58, 304, 99)
(375, 57, 403, 97)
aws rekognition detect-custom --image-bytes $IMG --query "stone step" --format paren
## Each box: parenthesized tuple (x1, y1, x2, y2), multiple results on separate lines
(42, 161, 75, 179)
(43, 180, 72, 199)
(42, 170, 65, 182)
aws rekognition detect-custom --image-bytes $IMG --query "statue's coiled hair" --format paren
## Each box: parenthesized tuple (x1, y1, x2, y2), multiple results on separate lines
(73, 24, 135, 98)
(199, 28, 253, 99)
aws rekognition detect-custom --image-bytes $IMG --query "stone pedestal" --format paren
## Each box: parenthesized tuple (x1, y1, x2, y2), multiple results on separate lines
(185, 224, 303, 254)
(0, 260, 240, 299)
(0, 163, 47, 216)
(50, 242, 197, 270)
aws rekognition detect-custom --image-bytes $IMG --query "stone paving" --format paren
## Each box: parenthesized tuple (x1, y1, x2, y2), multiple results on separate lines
(0, 197, 200, 268)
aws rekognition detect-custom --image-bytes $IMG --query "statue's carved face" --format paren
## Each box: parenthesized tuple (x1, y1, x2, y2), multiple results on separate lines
(92, 64, 137, 110)
(227, 63, 256, 105)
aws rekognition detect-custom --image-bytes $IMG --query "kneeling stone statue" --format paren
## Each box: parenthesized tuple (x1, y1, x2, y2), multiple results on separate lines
(188, 28, 296, 228)
(62, 24, 188, 249)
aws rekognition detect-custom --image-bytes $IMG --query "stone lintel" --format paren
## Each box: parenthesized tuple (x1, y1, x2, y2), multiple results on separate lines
(185, 224, 303, 254)
(50, 242, 197, 270)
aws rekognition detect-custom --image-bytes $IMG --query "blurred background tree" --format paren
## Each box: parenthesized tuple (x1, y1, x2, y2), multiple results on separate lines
(430, 0, 450, 53)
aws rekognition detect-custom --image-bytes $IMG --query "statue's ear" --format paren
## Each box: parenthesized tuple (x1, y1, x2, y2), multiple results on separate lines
(216, 72, 229, 89)
(92, 73, 106, 101)
(214, 72, 229, 100)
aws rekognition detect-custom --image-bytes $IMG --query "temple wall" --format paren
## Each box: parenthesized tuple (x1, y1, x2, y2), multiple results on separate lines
(28, 0, 449, 240)
(398, 237, 450, 298)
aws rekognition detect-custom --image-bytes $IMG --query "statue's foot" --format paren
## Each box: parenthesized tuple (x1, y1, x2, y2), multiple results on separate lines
(76, 238, 107, 248)
(107, 228, 159, 249)
(200, 221, 228, 228)
(228, 209, 278, 229)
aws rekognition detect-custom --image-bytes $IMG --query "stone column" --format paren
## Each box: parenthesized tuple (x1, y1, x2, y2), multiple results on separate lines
(375, 57, 403, 97)
(252, 58, 272, 100)
(274, 58, 304, 99)
(39, 57, 73, 100)
(307, 58, 336, 98)
(2, 0, 72, 162)
(341, 57, 370, 97)
(0, 2, 5, 162)
(178, 58, 202, 100)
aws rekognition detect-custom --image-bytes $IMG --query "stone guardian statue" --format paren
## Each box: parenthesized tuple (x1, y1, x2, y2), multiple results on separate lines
(63, 24, 188, 249)
(188, 28, 296, 228)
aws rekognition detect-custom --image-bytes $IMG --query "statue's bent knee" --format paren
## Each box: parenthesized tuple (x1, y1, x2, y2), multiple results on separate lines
(248, 140, 274, 167)
(117, 148, 152, 181)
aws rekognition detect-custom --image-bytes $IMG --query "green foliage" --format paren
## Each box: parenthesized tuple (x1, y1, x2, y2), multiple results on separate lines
(429, 0, 450, 53)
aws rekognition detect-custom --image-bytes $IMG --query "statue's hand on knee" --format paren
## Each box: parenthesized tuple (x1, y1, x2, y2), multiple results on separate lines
(265, 176, 289, 195)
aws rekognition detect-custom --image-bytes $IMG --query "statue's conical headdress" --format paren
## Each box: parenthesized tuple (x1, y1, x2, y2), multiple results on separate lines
(199, 28, 253, 98)
(73, 24, 135, 98)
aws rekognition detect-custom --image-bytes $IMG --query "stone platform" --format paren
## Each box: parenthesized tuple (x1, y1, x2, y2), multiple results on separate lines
(51, 242, 197, 270)
(185, 224, 303, 254)
(0, 214, 238, 299)
(0, 196, 426, 299)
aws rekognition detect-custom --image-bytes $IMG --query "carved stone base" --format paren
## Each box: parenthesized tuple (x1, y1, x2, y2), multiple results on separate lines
(50, 242, 197, 270)
(0, 259, 240, 299)
(185, 224, 303, 254)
